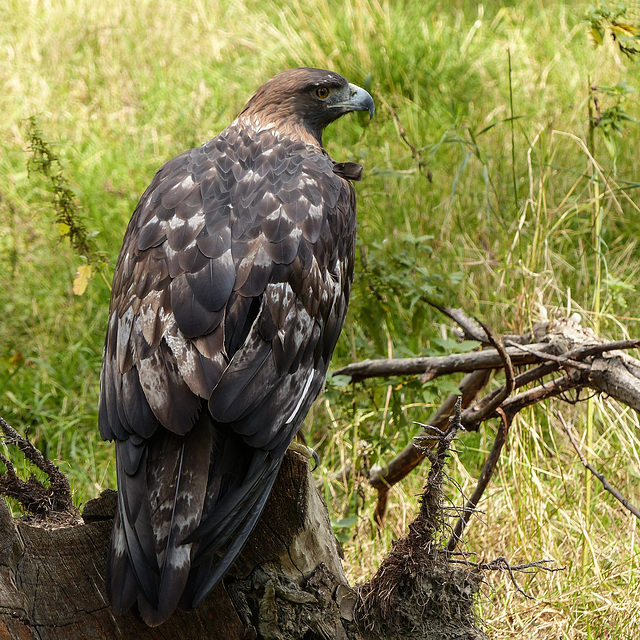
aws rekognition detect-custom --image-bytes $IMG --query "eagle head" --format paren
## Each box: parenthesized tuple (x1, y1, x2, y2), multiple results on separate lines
(238, 67, 374, 145)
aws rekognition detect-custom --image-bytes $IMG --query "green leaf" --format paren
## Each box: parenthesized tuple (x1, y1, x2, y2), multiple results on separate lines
(331, 516, 359, 529)
(327, 374, 352, 387)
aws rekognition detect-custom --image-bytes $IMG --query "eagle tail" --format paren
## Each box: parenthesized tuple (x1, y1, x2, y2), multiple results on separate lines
(108, 410, 211, 627)
(108, 411, 289, 623)
(181, 452, 282, 608)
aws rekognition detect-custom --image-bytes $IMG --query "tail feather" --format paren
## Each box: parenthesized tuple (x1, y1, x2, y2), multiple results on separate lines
(108, 411, 211, 626)
(140, 412, 211, 625)
(108, 446, 159, 611)
(182, 455, 282, 608)
(108, 403, 291, 625)
(186, 446, 271, 545)
(106, 508, 149, 615)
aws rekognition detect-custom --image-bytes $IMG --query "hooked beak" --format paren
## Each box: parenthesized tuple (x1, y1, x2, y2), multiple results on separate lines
(332, 83, 375, 119)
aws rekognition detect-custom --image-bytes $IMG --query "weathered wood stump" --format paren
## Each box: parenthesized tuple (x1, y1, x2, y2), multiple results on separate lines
(0, 452, 359, 639)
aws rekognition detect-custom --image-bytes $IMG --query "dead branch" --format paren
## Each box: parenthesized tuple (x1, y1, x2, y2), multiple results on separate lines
(558, 413, 640, 520)
(500, 372, 581, 420)
(335, 337, 640, 385)
(426, 304, 491, 343)
(334, 343, 548, 383)
(356, 313, 640, 524)
(447, 408, 511, 551)
(460, 320, 515, 426)
(0, 415, 78, 522)
(445, 324, 515, 548)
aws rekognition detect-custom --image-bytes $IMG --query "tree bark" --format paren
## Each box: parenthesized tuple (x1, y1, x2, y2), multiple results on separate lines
(0, 452, 360, 640)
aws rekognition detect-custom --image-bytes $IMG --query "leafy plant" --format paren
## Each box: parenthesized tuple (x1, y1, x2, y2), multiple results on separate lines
(586, 2, 640, 55)
(25, 117, 108, 295)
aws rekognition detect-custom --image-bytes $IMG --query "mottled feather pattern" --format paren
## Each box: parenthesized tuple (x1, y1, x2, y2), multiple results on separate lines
(101, 125, 353, 439)
(99, 67, 372, 626)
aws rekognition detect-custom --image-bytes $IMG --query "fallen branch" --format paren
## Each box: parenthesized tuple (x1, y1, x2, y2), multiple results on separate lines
(460, 320, 515, 427)
(354, 313, 640, 524)
(558, 413, 640, 520)
(334, 343, 547, 383)
(426, 305, 491, 343)
(335, 337, 640, 386)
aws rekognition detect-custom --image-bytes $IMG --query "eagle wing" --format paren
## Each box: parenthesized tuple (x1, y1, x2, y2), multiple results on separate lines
(98, 125, 357, 624)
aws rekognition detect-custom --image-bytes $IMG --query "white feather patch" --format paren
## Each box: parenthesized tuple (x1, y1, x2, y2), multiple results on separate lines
(168, 211, 205, 231)
(285, 369, 315, 424)
(116, 307, 134, 372)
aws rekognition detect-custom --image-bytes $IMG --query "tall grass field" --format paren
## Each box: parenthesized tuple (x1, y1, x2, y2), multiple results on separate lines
(2, 1, 640, 637)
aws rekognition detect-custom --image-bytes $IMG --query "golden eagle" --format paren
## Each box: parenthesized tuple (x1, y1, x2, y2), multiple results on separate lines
(99, 67, 374, 626)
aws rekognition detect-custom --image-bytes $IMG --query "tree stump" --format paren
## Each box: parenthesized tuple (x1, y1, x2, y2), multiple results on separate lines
(0, 452, 359, 640)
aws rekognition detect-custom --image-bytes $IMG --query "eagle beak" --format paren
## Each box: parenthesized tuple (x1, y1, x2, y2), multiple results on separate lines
(335, 83, 375, 119)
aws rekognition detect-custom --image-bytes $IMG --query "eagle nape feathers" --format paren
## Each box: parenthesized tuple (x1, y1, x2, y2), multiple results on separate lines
(98, 67, 374, 626)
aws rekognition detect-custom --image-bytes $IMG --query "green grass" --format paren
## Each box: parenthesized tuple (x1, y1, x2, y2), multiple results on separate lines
(2, 0, 640, 636)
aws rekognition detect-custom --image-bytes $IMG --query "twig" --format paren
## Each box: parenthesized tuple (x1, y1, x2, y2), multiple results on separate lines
(558, 413, 640, 520)
(460, 320, 515, 429)
(505, 341, 592, 371)
(0, 414, 76, 517)
(450, 556, 563, 599)
(442, 324, 515, 548)
(447, 408, 511, 551)
(426, 304, 491, 343)
(507, 338, 640, 368)
(414, 396, 463, 458)
(501, 373, 582, 421)
(379, 96, 429, 177)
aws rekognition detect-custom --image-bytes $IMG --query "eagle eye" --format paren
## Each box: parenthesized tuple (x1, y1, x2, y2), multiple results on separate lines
(315, 87, 330, 99)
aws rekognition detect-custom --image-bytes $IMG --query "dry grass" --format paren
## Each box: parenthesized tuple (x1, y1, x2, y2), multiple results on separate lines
(329, 126, 640, 637)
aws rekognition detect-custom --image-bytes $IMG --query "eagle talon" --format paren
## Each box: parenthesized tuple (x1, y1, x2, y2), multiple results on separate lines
(288, 441, 320, 470)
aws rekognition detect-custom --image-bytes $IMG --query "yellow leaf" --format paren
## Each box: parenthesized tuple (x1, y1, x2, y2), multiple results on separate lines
(9, 351, 24, 367)
(73, 264, 92, 295)
(590, 26, 604, 46)
(611, 23, 640, 38)
(59, 222, 70, 237)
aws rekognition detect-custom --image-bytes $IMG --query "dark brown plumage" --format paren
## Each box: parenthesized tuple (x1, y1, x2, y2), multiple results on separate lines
(98, 67, 374, 626)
